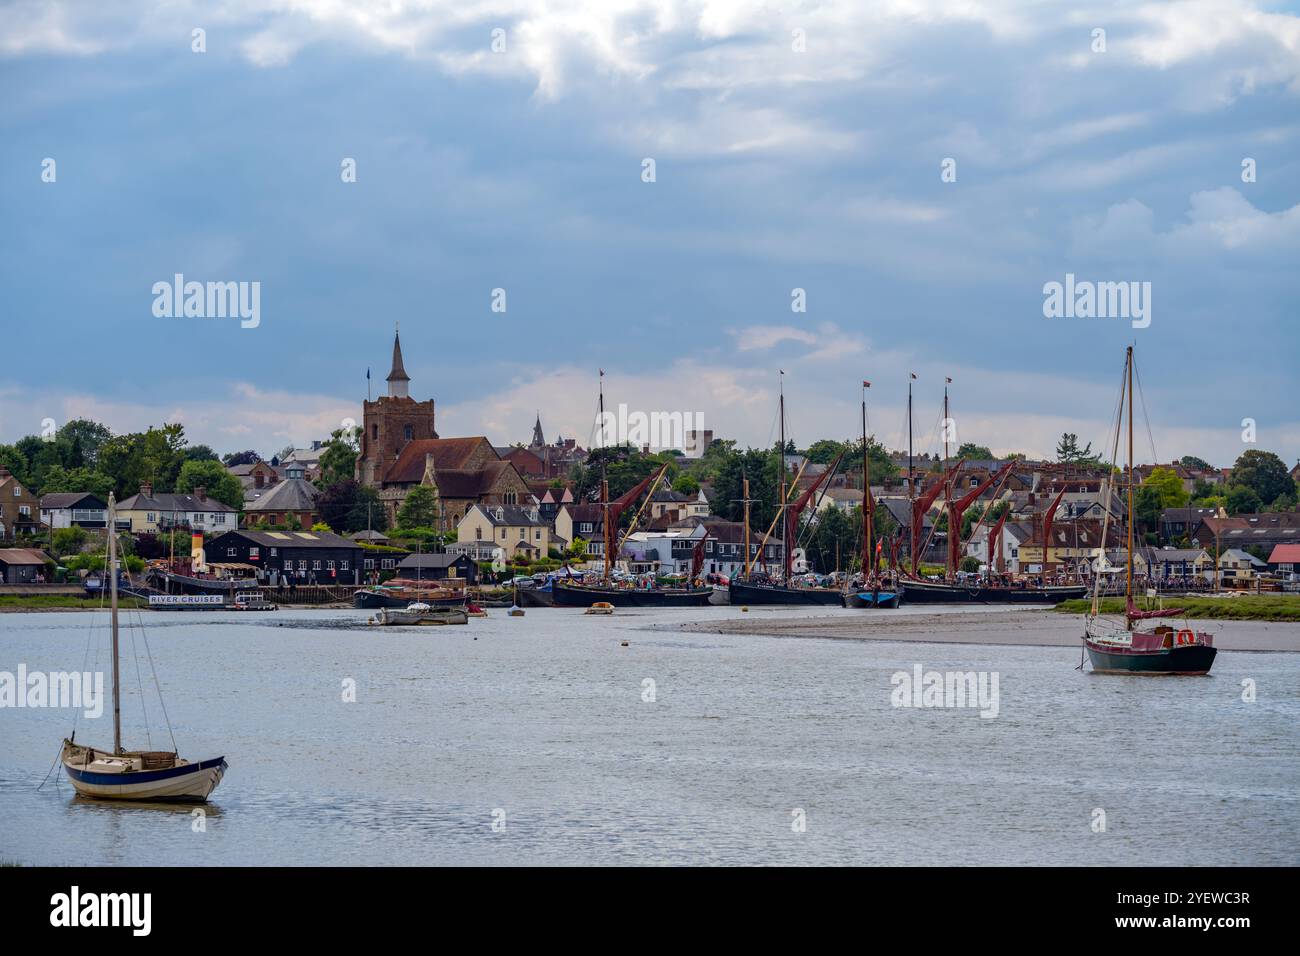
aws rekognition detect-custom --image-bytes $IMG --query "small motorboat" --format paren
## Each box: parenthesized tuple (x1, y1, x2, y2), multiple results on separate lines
(232, 590, 278, 611)
(466, 603, 488, 618)
(374, 602, 469, 626)
(584, 602, 615, 615)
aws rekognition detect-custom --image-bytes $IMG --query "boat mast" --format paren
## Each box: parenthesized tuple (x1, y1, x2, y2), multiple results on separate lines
(862, 381, 872, 582)
(1125, 345, 1134, 624)
(742, 476, 752, 580)
(943, 376, 952, 579)
(599, 370, 612, 585)
(108, 493, 122, 755)
(779, 371, 790, 583)
(907, 373, 915, 574)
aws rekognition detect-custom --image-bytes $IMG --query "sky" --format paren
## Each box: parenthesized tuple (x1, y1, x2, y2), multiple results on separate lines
(1, 0, 1298, 468)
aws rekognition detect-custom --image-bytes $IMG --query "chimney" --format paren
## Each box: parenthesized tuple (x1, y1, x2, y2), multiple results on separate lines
(196, 486, 207, 501)
(140, 480, 153, 497)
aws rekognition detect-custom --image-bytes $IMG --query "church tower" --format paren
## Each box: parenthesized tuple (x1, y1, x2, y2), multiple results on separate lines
(356, 327, 438, 487)
(530, 412, 545, 449)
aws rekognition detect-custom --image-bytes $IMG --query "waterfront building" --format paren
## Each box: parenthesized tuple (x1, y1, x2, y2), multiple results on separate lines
(204, 529, 363, 585)
(115, 482, 237, 534)
(39, 492, 108, 530)
(0, 467, 42, 540)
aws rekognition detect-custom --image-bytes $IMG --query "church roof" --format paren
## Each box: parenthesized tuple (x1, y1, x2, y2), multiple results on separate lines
(383, 437, 497, 484)
(387, 330, 410, 383)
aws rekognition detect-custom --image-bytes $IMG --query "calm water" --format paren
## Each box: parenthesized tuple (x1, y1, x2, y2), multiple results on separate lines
(1, 607, 1297, 866)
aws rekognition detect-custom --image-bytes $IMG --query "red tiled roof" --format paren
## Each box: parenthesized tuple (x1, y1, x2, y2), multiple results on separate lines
(383, 437, 496, 484)
(1267, 544, 1300, 563)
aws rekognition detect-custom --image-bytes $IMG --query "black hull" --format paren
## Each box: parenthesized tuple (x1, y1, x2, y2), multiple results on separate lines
(728, 581, 847, 606)
(1086, 641, 1217, 675)
(353, 590, 466, 609)
(517, 588, 555, 607)
(551, 583, 712, 608)
(146, 570, 257, 595)
(901, 580, 1087, 605)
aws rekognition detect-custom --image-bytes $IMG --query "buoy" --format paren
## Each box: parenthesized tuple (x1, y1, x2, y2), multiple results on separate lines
(741, 606, 749, 612)
(620, 640, 629, 647)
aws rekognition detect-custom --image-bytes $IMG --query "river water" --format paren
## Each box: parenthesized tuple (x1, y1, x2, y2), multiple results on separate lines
(1, 607, 1296, 866)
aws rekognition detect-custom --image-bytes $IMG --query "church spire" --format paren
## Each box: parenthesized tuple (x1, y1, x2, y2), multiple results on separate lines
(387, 325, 410, 399)
(531, 412, 544, 447)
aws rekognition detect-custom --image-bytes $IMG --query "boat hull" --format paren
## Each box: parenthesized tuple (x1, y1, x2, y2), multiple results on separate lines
(846, 591, 902, 609)
(727, 580, 847, 606)
(551, 583, 713, 607)
(374, 608, 469, 625)
(901, 580, 1087, 604)
(517, 587, 554, 607)
(62, 754, 227, 802)
(1085, 640, 1217, 675)
(354, 590, 465, 609)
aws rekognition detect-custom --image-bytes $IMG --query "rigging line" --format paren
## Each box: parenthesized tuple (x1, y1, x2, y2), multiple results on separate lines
(126, 611, 152, 751)
(136, 609, 179, 754)
(1132, 357, 1160, 466)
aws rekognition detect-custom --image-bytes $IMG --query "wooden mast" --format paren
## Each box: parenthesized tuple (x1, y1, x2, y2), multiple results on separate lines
(778, 371, 789, 583)
(907, 373, 915, 575)
(943, 377, 952, 579)
(742, 476, 752, 579)
(1125, 345, 1134, 626)
(108, 492, 122, 755)
(599, 370, 612, 585)
(862, 381, 873, 583)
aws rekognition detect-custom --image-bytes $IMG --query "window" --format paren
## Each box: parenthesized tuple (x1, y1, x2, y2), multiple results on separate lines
(970, 477, 979, 488)
(580, 522, 593, 534)
(476, 527, 482, 539)
(227, 548, 237, 557)
(298, 560, 307, 571)
(12, 486, 19, 497)
(249, 547, 260, 559)
(312, 560, 321, 570)
(340, 561, 349, 571)
(381, 558, 394, 570)
(19, 505, 30, 516)
(364, 558, 375, 570)
(535, 530, 541, 540)
(404, 425, 413, 441)
(147, 512, 156, 522)
(270, 548, 278, 557)
(372, 424, 378, 440)
(326, 560, 335, 570)
(501, 529, 507, 539)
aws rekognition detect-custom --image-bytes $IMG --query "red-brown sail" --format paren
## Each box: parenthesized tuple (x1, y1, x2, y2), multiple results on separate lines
(946, 461, 1013, 572)
(910, 461, 963, 574)
(986, 506, 1009, 570)
(784, 451, 844, 579)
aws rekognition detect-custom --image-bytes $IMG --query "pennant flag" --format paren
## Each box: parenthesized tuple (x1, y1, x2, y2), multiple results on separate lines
(946, 376, 952, 384)
(863, 380, 871, 388)
(599, 369, 604, 376)
(366, 368, 371, 380)
(910, 372, 917, 379)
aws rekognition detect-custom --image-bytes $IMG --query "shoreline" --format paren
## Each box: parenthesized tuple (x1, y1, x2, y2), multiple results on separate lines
(666, 608, 1300, 652)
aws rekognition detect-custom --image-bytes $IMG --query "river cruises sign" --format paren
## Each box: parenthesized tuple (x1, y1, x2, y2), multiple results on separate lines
(148, 594, 224, 606)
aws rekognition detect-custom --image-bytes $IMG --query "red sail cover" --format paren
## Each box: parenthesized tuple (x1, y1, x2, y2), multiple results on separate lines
(910, 461, 963, 572)
(690, 532, 708, 580)
(608, 464, 669, 526)
(987, 507, 1009, 567)
(1127, 599, 1185, 620)
(785, 452, 842, 543)
(1039, 486, 1068, 568)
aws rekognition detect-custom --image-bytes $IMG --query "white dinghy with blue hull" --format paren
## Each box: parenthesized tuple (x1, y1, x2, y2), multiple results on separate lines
(62, 743, 227, 801)
(59, 493, 228, 803)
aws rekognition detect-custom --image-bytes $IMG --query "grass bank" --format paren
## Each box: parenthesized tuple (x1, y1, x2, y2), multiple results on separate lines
(0, 595, 149, 612)
(1055, 594, 1300, 621)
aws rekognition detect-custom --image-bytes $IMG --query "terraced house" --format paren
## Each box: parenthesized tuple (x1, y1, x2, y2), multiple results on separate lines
(115, 482, 238, 534)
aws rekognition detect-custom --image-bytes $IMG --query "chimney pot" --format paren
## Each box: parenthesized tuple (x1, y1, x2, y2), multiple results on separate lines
(196, 486, 207, 501)
(140, 480, 153, 497)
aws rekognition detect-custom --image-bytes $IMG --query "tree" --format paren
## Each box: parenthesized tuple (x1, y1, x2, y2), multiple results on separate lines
(956, 442, 993, 460)
(39, 466, 115, 499)
(1268, 491, 1298, 513)
(1179, 455, 1213, 471)
(804, 439, 846, 465)
(396, 485, 439, 529)
(317, 427, 360, 488)
(1135, 485, 1164, 532)
(567, 538, 589, 561)
(175, 459, 244, 510)
(1143, 466, 1189, 510)
(223, 449, 262, 467)
(1229, 450, 1291, 507)
(672, 473, 700, 496)
(1225, 485, 1261, 516)
(317, 480, 387, 534)
(1055, 433, 1098, 464)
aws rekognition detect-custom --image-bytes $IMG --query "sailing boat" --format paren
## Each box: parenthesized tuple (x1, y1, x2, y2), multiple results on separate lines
(845, 381, 900, 609)
(1083, 347, 1217, 675)
(729, 373, 846, 606)
(553, 374, 711, 608)
(61, 493, 227, 801)
(899, 377, 1086, 605)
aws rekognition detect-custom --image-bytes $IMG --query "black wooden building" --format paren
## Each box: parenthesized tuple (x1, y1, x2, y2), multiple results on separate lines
(204, 530, 364, 585)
